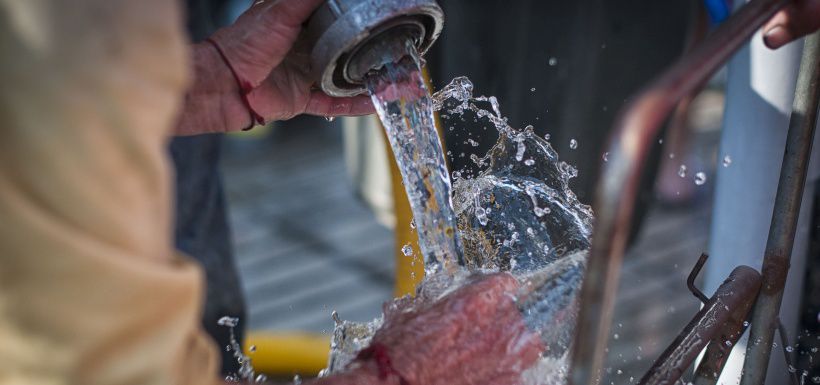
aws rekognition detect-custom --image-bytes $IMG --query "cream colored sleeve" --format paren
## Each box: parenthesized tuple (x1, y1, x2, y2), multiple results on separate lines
(0, 1, 222, 384)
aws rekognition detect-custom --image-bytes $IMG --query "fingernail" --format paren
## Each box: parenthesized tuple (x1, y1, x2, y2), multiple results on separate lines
(763, 25, 788, 49)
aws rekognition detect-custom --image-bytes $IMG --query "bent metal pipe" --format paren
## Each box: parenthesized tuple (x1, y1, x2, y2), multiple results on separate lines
(568, 1, 790, 384)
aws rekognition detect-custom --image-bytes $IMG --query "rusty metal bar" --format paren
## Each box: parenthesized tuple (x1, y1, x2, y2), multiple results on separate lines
(776, 318, 801, 385)
(691, 253, 758, 385)
(638, 266, 761, 385)
(739, 31, 820, 385)
(568, 1, 789, 384)
(691, 285, 756, 385)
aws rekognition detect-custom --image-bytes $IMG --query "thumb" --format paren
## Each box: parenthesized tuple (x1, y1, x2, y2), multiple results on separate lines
(211, 0, 324, 85)
(762, 1, 820, 49)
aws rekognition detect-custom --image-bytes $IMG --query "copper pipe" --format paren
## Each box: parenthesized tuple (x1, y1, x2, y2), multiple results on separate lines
(691, 283, 757, 385)
(568, 1, 789, 384)
(639, 265, 761, 385)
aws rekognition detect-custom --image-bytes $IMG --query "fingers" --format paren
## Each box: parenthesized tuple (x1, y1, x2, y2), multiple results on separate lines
(259, 0, 326, 29)
(762, 0, 820, 49)
(304, 91, 376, 117)
(215, 0, 325, 84)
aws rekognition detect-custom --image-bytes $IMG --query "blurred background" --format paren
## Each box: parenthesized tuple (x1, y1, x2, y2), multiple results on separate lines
(178, 0, 820, 383)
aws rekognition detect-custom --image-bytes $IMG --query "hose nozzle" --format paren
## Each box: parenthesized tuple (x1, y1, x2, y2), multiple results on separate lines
(306, 0, 444, 97)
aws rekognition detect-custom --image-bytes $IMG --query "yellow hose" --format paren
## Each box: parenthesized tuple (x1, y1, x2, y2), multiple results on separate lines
(244, 332, 330, 377)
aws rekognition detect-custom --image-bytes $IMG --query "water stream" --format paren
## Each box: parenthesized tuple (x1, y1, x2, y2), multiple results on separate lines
(323, 41, 593, 385)
(365, 42, 464, 273)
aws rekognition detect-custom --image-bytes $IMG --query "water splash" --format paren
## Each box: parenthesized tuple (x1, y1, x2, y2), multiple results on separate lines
(217, 316, 266, 383)
(437, 77, 593, 273)
(327, 49, 590, 384)
(366, 42, 463, 273)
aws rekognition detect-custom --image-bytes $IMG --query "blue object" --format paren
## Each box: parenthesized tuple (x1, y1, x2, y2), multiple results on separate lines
(703, 0, 731, 23)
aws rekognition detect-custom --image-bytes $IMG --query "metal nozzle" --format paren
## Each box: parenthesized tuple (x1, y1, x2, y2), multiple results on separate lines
(306, 0, 444, 97)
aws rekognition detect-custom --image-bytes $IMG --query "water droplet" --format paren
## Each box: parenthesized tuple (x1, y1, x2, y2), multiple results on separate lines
(602, 152, 609, 162)
(725, 340, 733, 347)
(788, 365, 797, 373)
(217, 316, 239, 327)
(617, 369, 623, 375)
(548, 57, 558, 66)
(786, 345, 794, 352)
(249, 345, 257, 353)
(658, 138, 664, 144)
(569, 139, 578, 150)
(226, 345, 232, 352)
(325, 116, 336, 122)
(743, 321, 750, 327)
(695, 172, 707, 185)
(467, 138, 479, 147)
(613, 333, 620, 340)
(678, 165, 687, 178)
(255, 374, 267, 383)
(723, 155, 732, 167)
(293, 374, 302, 385)
(401, 244, 413, 256)
(530, 87, 536, 92)
(475, 207, 489, 225)
(524, 159, 535, 166)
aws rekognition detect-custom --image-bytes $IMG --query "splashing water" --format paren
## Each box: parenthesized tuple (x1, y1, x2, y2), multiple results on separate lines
(327, 44, 591, 385)
(435, 76, 593, 273)
(365, 43, 463, 273)
(217, 316, 267, 384)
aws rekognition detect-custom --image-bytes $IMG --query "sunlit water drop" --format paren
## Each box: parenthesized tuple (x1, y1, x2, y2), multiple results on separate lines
(695, 172, 707, 185)
(678, 164, 687, 178)
(723, 155, 732, 167)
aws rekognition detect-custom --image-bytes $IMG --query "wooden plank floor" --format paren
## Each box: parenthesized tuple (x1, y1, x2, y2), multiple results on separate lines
(222, 119, 395, 333)
(221, 115, 719, 383)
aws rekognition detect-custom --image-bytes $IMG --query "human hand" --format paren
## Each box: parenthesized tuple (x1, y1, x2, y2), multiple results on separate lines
(350, 273, 544, 385)
(179, 0, 373, 135)
(762, 0, 820, 49)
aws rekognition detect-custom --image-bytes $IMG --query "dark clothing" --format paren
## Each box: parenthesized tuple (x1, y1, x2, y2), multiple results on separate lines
(176, 0, 246, 375)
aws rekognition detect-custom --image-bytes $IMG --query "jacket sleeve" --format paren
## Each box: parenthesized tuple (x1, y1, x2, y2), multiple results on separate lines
(0, 1, 222, 384)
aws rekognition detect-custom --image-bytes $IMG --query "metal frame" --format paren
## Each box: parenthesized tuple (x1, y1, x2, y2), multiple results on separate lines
(739, 30, 820, 385)
(568, 0, 799, 384)
(639, 255, 761, 385)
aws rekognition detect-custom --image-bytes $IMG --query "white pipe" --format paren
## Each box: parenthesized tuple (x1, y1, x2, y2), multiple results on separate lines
(704, 28, 818, 384)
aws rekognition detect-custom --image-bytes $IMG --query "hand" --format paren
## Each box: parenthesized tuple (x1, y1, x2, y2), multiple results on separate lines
(762, 0, 820, 49)
(177, 0, 373, 135)
(353, 273, 544, 385)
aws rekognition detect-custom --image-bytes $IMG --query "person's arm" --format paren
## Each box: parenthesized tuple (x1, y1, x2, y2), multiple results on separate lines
(762, 0, 820, 49)
(175, 0, 373, 135)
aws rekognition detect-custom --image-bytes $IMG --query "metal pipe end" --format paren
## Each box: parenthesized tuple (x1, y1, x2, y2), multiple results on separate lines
(306, 0, 444, 97)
